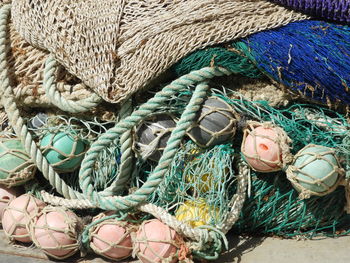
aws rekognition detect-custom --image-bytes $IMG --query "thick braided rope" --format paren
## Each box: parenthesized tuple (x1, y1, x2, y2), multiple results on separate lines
(79, 81, 213, 210)
(44, 55, 102, 113)
(0, 4, 85, 200)
(76, 68, 231, 204)
(41, 162, 248, 242)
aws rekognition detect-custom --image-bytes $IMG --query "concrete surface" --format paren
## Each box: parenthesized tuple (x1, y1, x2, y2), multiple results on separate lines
(0, 230, 349, 262)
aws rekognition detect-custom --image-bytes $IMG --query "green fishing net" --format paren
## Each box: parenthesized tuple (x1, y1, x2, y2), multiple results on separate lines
(130, 85, 350, 237)
(133, 140, 237, 228)
(172, 42, 262, 79)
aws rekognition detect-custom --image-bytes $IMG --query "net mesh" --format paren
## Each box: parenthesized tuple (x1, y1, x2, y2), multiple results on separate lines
(133, 219, 185, 263)
(172, 43, 262, 79)
(132, 141, 237, 230)
(2, 194, 45, 242)
(187, 96, 239, 148)
(286, 144, 344, 198)
(241, 121, 292, 172)
(26, 114, 120, 193)
(0, 20, 94, 109)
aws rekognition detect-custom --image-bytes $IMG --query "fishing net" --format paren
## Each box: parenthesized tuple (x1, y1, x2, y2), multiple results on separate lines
(173, 20, 350, 108)
(0, 20, 95, 109)
(25, 114, 122, 193)
(133, 113, 177, 162)
(286, 144, 344, 199)
(10, 0, 307, 103)
(172, 43, 262, 79)
(241, 121, 292, 172)
(126, 84, 350, 240)
(2, 193, 45, 242)
(130, 85, 349, 233)
(242, 20, 350, 107)
(133, 141, 237, 229)
(233, 173, 350, 238)
(133, 219, 187, 263)
(207, 92, 349, 237)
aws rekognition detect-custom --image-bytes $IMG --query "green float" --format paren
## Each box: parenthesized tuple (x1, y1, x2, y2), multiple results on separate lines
(40, 132, 86, 172)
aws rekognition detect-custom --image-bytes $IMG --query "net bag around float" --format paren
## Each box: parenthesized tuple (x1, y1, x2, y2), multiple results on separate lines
(0, 137, 36, 187)
(87, 212, 136, 261)
(241, 121, 293, 173)
(186, 96, 239, 148)
(286, 144, 345, 199)
(28, 206, 82, 260)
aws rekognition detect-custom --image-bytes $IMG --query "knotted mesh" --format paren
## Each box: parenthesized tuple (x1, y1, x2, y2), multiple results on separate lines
(29, 206, 81, 260)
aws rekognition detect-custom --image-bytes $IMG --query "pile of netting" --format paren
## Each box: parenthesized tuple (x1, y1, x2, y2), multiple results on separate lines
(0, 1, 349, 263)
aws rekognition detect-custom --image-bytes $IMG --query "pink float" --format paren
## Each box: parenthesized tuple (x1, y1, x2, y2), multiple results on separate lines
(134, 219, 184, 263)
(90, 213, 135, 260)
(0, 185, 22, 220)
(30, 206, 81, 260)
(2, 194, 46, 242)
(241, 122, 291, 172)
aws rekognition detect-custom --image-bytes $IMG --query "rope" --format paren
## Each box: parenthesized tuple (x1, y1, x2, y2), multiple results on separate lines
(102, 99, 134, 195)
(40, 161, 248, 240)
(44, 55, 102, 113)
(1, 5, 244, 255)
(79, 81, 212, 210)
(0, 3, 231, 207)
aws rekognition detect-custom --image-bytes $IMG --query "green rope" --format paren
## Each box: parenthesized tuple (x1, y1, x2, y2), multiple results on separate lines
(102, 99, 134, 195)
(44, 55, 102, 113)
(79, 81, 214, 210)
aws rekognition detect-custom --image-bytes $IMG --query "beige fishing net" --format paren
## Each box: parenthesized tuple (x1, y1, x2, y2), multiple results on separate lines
(11, 0, 307, 104)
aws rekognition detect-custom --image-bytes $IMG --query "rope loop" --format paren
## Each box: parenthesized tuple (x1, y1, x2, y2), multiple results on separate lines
(44, 55, 102, 113)
(79, 81, 214, 210)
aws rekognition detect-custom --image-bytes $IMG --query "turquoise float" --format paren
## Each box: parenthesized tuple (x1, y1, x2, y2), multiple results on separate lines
(40, 132, 86, 172)
(287, 144, 342, 197)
